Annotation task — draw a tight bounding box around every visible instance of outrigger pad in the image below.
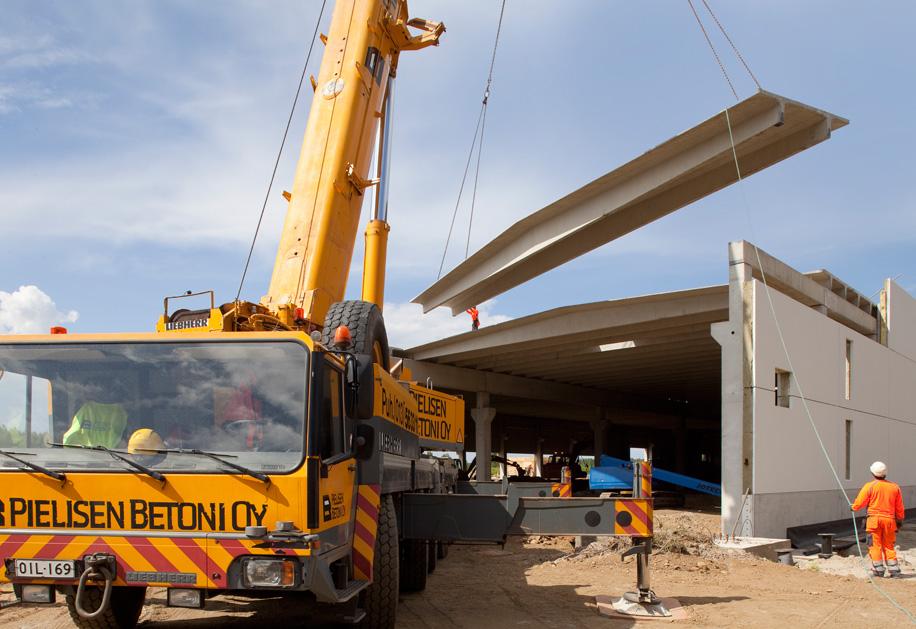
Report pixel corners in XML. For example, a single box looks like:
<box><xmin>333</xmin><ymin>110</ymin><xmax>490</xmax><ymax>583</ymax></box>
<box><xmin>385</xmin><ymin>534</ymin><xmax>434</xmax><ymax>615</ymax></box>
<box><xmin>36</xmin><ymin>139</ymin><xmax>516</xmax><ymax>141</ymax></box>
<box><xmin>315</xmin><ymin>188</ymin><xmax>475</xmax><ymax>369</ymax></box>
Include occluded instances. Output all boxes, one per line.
<box><xmin>596</xmin><ymin>595</ymin><xmax>686</xmax><ymax>620</ymax></box>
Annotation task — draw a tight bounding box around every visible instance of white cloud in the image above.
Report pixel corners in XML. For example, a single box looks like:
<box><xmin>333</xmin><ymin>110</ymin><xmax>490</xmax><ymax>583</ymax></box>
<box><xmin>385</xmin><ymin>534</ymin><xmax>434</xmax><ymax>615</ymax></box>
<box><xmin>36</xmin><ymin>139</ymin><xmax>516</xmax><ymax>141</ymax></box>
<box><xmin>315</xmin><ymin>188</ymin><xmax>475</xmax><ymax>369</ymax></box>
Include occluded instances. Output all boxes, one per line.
<box><xmin>383</xmin><ymin>301</ymin><xmax>511</xmax><ymax>349</ymax></box>
<box><xmin>0</xmin><ymin>286</ymin><xmax>79</xmax><ymax>334</ymax></box>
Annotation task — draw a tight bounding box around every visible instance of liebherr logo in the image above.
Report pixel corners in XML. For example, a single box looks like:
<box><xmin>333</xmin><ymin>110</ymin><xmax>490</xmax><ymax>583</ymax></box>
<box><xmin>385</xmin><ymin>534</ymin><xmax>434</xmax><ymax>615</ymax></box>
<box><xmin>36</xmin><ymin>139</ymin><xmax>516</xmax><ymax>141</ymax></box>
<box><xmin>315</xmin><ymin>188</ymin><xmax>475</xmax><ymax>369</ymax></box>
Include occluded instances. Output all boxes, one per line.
<box><xmin>378</xmin><ymin>432</ymin><xmax>402</xmax><ymax>455</ymax></box>
<box><xmin>164</xmin><ymin>318</ymin><xmax>208</xmax><ymax>330</ymax></box>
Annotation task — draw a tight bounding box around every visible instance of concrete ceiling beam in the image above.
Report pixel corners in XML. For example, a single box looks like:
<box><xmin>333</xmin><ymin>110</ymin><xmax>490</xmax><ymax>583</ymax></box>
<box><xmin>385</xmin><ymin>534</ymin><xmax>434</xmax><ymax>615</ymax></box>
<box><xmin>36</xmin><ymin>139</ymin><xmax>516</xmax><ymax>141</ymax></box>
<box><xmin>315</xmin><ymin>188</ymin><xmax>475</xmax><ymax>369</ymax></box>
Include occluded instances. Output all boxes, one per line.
<box><xmin>504</xmin><ymin>339</ymin><xmax>719</xmax><ymax>380</ymax></box>
<box><xmin>463</xmin><ymin>326</ymin><xmax>717</xmax><ymax>372</ymax></box>
<box><xmin>401</xmin><ymin>358</ymin><xmax>610</xmax><ymax>408</ymax></box>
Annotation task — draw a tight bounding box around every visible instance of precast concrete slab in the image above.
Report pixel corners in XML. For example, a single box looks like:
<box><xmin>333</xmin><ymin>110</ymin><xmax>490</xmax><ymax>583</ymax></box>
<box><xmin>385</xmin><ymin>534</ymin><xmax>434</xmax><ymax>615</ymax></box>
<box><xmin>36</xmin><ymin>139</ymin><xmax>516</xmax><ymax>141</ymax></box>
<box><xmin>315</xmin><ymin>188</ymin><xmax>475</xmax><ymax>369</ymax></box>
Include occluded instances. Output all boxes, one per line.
<box><xmin>713</xmin><ymin>536</ymin><xmax>792</xmax><ymax>562</ymax></box>
<box><xmin>414</xmin><ymin>91</ymin><xmax>847</xmax><ymax>315</ymax></box>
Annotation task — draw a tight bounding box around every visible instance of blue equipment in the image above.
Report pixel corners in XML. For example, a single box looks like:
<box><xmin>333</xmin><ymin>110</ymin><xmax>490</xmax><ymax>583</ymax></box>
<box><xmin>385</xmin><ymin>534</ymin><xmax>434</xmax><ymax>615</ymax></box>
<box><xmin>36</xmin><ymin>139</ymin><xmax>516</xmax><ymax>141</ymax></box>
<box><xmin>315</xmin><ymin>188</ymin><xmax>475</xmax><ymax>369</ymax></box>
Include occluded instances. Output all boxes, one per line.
<box><xmin>589</xmin><ymin>455</ymin><xmax>721</xmax><ymax>496</ymax></box>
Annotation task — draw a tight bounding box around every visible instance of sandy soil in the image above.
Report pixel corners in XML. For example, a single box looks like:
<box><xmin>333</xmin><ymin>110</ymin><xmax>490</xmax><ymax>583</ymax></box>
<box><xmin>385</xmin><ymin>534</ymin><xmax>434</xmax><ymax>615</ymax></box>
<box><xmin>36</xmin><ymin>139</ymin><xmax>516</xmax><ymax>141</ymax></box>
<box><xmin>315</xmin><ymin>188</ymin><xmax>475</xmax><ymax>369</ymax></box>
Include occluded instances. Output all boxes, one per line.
<box><xmin>2</xmin><ymin>510</ymin><xmax>915</xmax><ymax>628</ymax></box>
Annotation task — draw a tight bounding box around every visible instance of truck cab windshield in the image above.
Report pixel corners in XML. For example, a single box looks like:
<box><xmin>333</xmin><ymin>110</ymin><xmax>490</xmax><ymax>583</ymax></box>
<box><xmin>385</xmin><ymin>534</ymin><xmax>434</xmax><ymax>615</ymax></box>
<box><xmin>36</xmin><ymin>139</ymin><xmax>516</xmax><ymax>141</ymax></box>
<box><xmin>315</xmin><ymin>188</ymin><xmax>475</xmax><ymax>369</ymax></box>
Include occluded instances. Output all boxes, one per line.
<box><xmin>0</xmin><ymin>340</ymin><xmax>308</xmax><ymax>474</ymax></box>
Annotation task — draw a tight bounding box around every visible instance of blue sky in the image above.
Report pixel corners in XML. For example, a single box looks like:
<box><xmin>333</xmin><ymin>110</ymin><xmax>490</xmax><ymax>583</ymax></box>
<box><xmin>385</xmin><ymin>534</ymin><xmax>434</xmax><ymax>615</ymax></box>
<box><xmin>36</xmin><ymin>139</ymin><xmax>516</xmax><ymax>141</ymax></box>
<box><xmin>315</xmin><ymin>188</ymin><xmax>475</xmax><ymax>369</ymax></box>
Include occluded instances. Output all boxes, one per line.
<box><xmin>1</xmin><ymin>1</ymin><xmax>914</xmax><ymax>346</ymax></box>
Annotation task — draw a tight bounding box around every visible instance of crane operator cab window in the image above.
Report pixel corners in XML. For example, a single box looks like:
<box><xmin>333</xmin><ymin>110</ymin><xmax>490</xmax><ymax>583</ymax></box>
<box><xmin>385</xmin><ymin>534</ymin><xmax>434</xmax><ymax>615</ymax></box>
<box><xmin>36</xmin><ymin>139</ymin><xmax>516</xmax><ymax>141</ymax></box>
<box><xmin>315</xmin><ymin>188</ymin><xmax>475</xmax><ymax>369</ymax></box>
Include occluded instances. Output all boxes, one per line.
<box><xmin>317</xmin><ymin>358</ymin><xmax>349</xmax><ymax>461</ymax></box>
<box><xmin>0</xmin><ymin>340</ymin><xmax>309</xmax><ymax>475</ymax></box>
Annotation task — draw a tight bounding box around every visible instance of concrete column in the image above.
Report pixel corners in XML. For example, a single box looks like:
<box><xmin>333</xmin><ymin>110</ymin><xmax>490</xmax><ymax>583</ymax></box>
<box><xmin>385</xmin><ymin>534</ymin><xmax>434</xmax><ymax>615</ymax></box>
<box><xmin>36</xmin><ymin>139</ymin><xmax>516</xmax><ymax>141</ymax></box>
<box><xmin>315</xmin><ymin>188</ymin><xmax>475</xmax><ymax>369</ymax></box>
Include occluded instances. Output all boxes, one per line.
<box><xmin>497</xmin><ymin>421</ymin><xmax>507</xmax><ymax>479</ymax></box>
<box><xmin>534</xmin><ymin>438</ymin><xmax>544</xmax><ymax>477</ymax></box>
<box><xmin>712</xmin><ymin>243</ymin><xmax>756</xmax><ymax>537</ymax></box>
<box><xmin>471</xmin><ymin>392</ymin><xmax>495</xmax><ymax>481</ymax></box>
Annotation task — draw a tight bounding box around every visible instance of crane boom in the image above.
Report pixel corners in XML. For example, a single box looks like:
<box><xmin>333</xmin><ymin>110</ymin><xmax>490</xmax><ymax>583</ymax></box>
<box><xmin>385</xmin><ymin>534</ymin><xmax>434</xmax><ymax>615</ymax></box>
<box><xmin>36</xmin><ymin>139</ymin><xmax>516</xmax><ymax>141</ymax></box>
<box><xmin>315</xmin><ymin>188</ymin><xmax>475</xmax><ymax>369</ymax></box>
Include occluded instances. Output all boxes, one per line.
<box><xmin>261</xmin><ymin>0</ymin><xmax>442</xmax><ymax>330</ymax></box>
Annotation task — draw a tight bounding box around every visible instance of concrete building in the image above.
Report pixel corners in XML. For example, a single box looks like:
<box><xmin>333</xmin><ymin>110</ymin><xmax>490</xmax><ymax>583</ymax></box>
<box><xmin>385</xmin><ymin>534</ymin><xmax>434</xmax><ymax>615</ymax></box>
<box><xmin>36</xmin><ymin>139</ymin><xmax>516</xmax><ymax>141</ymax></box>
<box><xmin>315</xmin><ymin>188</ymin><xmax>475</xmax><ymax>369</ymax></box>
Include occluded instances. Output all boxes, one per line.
<box><xmin>397</xmin><ymin>241</ymin><xmax>916</xmax><ymax>538</ymax></box>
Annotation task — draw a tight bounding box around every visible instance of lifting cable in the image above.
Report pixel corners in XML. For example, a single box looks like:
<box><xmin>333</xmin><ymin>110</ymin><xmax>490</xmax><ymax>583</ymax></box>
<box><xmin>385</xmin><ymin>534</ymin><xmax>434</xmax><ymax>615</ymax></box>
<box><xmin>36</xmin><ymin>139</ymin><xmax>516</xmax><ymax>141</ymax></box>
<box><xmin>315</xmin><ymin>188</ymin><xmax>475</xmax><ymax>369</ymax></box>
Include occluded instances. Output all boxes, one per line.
<box><xmin>437</xmin><ymin>0</ymin><xmax>508</xmax><ymax>279</ymax></box>
<box><xmin>235</xmin><ymin>0</ymin><xmax>328</xmax><ymax>302</ymax></box>
<box><xmin>688</xmin><ymin>2</ymin><xmax>916</xmax><ymax>622</ymax></box>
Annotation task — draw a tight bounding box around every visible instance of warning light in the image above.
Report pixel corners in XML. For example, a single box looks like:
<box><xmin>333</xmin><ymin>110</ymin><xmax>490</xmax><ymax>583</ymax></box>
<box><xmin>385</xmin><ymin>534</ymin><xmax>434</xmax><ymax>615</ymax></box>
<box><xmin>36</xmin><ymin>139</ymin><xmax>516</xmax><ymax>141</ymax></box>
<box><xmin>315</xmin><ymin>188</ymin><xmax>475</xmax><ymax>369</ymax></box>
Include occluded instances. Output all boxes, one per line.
<box><xmin>295</xmin><ymin>307</ymin><xmax>305</xmax><ymax>321</ymax></box>
<box><xmin>334</xmin><ymin>325</ymin><xmax>352</xmax><ymax>348</ymax></box>
<box><xmin>50</xmin><ymin>327</ymin><xmax>68</xmax><ymax>335</ymax></box>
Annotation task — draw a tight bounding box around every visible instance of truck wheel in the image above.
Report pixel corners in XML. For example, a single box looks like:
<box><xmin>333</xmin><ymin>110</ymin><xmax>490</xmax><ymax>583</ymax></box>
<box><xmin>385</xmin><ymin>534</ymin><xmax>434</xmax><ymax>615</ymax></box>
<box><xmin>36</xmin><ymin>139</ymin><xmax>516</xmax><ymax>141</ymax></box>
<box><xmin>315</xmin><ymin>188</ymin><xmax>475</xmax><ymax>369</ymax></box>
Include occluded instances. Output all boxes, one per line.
<box><xmin>360</xmin><ymin>494</ymin><xmax>398</xmax><ymax>629</ymax></box>
<box><xmin>437</xmin><ymin>541</ymin><xmax>449</xmax><ymax>560</ymax></box>
<box><xmin>399</xmin><ymin>539</ymin><xmax>428</xmax><ymax>592</ymax></box>
<box><xmin>65</xmin><ymin>586</ymin><xmax>146</xmax><ymax>629</ymax></box>
<box><xmin>427</xmin><ymin>539</ymin><xmax>437</xmax><ymax>574</ymax></box>
<box><xmin>322</xmin><ymin>301</ymin><xmax>390</xmax><ymax>370</ymax></box>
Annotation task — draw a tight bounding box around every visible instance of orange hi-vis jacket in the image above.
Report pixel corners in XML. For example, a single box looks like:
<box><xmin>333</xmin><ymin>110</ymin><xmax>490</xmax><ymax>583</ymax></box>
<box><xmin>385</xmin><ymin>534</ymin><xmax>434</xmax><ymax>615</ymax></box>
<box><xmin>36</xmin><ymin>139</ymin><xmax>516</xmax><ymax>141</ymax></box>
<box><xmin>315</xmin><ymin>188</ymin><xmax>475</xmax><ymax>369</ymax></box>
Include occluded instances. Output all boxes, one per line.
<box><xmin>851</xmin><ymin>479</ymin><xmax>905</xmax><ymax>520</ymax></box>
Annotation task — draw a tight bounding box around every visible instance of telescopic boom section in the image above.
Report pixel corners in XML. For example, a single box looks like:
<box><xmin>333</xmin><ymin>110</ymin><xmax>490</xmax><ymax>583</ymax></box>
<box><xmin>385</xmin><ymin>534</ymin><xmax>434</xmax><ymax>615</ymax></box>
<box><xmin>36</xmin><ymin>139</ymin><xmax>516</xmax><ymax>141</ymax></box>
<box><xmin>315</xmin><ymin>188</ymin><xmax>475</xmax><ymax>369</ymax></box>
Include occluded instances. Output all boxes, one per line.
<box><xmin>261</xmin><ymin>0</ymin><xmax>443</xmax><ymax>330</ymax></box>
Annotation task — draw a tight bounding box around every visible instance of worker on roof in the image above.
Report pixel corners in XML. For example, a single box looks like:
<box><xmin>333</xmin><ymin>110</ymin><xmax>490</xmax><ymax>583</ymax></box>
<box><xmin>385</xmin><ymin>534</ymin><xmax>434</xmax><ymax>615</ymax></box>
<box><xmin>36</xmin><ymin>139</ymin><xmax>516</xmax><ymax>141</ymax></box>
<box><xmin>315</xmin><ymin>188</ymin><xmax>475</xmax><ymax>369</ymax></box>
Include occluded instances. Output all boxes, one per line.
<box><xmin>851</xmin><ymin>461</ymin><xmax>905</xmax><ymax>577</ymax></box>
<box><xmin>466</xmin><ymin>307</ymin><xmax>480</xmax><ymax>331</ymax></box>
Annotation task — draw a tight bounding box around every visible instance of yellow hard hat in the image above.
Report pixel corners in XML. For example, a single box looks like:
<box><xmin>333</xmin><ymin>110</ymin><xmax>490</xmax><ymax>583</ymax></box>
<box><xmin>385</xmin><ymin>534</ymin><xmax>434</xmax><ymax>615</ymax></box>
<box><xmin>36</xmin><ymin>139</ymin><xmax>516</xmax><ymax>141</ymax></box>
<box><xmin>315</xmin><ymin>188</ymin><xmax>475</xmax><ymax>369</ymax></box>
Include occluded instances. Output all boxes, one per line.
<box><xmin>128</xmin><ymin>428</ymin><xmax>165</xmax><ymax>454</ymax></box>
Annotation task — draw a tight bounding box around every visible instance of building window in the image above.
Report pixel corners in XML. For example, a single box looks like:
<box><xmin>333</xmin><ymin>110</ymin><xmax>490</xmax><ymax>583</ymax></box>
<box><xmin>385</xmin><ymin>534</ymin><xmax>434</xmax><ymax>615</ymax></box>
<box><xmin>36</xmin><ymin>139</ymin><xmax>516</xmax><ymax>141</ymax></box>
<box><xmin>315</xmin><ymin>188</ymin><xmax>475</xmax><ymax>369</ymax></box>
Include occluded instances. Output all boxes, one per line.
<box><xmin>775</xmin><ymin>369</ymin><xmax>791</xmax><ymax>408</ymax></box>
<box><xmin>845</xmin><ymin>339</ymin><xmax>852</xmax><ymax>400</ymax></box>
<box><xmin>844</xmin><ymin>420</ymin><xmax>852</xmax><ymax>480</ymax></box>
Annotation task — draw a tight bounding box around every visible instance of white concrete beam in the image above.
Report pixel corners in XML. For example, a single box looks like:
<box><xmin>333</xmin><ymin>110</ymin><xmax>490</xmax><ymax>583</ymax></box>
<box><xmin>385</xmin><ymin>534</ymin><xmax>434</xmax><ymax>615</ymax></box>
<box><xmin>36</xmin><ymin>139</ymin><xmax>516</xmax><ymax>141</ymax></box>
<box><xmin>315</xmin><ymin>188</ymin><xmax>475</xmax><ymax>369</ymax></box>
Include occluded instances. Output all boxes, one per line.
<box><xmin>407</xmin><ymin>286</ymin><xmax>728</xmax><ymax>363</ymax></box>
<box><xmin>730</xmin><ymin>241</ymin><xmax>877</xmax><ymax>336</ymax></box>
<box><xmin>415</xmin><ymin>91</ymin><xmax>847</xmax><ymax>314</ymax></box>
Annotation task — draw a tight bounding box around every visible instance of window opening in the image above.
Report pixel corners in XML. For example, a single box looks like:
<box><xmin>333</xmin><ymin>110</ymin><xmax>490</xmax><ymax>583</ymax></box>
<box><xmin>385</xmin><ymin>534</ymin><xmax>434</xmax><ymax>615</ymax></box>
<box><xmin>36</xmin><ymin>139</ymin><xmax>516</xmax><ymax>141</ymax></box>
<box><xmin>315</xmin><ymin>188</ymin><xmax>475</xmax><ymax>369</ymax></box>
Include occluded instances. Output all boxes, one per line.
<box><xmin>844</xmin><ymin>419</ymin><xmax>852</xmax><ymax>480</ymax></box>
<box><xmin>845</xmin><ymin>339</ymin><xmax>852</xmax><ymax>400</ymax></box>
<box><xmin>775</xmin><ymin>369</ymin><xmax>791</xmax><ymax>408</ymax></box>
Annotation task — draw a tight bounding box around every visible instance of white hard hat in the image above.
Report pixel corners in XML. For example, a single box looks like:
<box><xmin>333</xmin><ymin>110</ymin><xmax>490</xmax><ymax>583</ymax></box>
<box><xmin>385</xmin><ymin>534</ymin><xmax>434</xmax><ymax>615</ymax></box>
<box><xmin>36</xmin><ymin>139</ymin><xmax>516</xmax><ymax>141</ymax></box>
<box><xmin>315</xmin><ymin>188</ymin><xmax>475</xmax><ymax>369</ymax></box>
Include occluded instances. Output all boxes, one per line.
<box><xmin>870</xmin><ymin>461</ymin><xmax>887</xmax><ymax>477</ymax></box>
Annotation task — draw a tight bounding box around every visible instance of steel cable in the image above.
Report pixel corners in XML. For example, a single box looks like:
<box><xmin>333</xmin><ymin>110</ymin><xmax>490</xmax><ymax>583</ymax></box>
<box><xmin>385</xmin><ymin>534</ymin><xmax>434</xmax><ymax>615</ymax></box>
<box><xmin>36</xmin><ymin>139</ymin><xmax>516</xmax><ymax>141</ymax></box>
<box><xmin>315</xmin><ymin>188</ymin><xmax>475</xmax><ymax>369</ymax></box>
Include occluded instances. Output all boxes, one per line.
<box><xmin>437</xmin><ymin>0</ymin><xmax>507</xmax><ymax>278</ymax></box>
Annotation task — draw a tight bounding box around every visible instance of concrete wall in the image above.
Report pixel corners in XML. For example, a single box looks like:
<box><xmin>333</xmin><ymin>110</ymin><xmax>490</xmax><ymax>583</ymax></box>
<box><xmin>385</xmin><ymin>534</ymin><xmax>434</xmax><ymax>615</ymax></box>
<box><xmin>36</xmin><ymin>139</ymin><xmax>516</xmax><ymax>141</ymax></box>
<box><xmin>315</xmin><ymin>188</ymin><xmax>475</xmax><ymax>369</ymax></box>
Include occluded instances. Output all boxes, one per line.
<box><xmin>887</xmin><ymin>279</ymin><xmax>916</xmax><ymax>361</ymax></box>
<box><xmin>751</xmin><ymin>279</ymin><xmax>916</xmax><ymax>537</ymax></box>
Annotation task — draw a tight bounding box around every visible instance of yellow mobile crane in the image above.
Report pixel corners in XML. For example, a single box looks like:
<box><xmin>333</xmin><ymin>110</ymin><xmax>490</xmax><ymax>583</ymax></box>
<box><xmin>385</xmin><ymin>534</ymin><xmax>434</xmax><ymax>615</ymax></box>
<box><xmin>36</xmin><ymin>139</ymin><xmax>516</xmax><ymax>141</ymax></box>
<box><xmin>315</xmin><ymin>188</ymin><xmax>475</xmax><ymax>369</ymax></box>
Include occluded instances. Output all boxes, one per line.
<box><xmin>0</xmin><ymin>2</ymin><xmax>656</xmax><ymax>627</ymax></box>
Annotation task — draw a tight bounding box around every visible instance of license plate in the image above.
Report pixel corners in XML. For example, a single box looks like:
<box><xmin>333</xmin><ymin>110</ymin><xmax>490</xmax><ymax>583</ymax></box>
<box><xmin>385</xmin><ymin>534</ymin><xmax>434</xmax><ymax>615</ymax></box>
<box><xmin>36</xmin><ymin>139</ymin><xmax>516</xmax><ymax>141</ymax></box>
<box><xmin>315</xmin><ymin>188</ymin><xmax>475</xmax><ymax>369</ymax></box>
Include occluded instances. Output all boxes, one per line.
<box><xmin>12</xmin><ymin>559</ymin><xmax>78</xmax><ymax>579</ymax></box>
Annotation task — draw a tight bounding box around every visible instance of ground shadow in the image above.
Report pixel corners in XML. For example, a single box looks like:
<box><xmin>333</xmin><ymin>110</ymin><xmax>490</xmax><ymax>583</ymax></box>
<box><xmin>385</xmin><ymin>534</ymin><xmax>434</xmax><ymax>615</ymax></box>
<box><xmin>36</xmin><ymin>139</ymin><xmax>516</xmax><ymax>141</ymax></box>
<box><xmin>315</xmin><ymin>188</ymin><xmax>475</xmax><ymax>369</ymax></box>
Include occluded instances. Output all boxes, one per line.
<box><xmin>674</xmin><ymin>595</ymin><xmax>750</xmax><ymax>606</ymax></box>
<box><xmin>132</xmin><ymin>540</ymin><xmax>647</xmax><ymax>629</ymax></box>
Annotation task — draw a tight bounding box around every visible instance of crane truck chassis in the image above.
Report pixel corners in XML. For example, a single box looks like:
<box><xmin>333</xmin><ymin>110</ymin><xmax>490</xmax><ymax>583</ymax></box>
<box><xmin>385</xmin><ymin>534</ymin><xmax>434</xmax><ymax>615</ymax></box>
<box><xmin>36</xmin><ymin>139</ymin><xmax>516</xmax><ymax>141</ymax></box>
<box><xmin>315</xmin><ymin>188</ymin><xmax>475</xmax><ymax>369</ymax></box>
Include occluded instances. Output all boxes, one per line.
<box><xmin>0</xmin><ymin>0</ymin><xmax>662</xmax><ymax>626</ymax></box>
<box><xmin>0</xmin><ymin>327</ymin><xmax>658</xmax><ymax>626</ymax></box>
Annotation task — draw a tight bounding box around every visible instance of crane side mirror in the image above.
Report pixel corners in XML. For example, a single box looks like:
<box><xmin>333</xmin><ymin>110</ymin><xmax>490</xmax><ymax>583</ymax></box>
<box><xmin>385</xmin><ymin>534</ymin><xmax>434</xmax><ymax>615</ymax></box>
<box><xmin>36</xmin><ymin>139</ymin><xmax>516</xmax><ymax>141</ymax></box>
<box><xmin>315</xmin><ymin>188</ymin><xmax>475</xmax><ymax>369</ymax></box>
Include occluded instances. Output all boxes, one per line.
<box><xmin>344</xmin><ymin>353</ymin><xmax>375</xmax><ymax>420</ymax></box>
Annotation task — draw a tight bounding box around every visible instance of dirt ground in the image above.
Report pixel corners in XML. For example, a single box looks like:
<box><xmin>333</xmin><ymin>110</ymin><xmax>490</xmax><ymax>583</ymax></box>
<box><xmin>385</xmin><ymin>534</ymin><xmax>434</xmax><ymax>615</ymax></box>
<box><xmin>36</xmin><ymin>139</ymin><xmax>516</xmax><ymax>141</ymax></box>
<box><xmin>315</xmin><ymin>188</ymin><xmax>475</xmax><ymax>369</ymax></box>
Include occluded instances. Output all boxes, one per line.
<box><xmin>2</xmin><ymin>509</ymin><xmax>915</xmax><ymax>628</ymax></box>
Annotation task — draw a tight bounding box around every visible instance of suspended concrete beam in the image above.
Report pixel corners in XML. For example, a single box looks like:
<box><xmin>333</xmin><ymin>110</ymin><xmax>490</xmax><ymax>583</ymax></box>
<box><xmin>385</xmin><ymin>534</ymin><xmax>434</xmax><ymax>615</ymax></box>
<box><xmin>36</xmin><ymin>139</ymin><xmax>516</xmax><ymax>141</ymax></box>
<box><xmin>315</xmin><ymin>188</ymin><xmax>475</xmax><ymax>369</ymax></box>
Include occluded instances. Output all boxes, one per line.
<box><xmin>414</xmin><ymin>90</ymin><xmax>847</xmax><ymax>314</ymax></box>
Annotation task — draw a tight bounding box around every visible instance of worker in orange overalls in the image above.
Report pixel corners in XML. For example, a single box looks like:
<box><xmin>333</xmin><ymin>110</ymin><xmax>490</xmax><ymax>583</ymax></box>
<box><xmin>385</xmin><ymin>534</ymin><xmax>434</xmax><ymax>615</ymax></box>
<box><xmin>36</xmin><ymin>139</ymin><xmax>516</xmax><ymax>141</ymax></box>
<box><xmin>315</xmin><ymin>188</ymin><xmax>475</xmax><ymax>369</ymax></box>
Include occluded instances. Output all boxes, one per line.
<box><xmin>466</xmin><ymin>307</ymin><xmax>480</xmax><ymax>331</ymax></box>
<box><xmin>851</xmin><ymin>461</ymin><xmax>905</xmax><ymax>577</ymax></box>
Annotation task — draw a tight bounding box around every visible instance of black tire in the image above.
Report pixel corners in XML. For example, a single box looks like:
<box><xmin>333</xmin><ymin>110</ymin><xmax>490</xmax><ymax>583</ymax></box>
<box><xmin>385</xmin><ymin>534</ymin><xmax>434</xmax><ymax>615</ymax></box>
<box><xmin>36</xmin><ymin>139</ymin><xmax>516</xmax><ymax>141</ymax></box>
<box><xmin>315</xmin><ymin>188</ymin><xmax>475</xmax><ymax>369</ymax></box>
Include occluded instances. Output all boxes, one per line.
<box><xmin>360</xmin><ymin>494</ymin><xmax>398</xmax><ymax>629</ymax></box>
<box><xmin>399</xmin><ymin>538</ymin><xmax>428</xmax><ymax>592</ymax></box>
<box><xmin>427</xmin><ymin>539</ymin><xmax>437</xmax><ymax>574</ymax></box>
<box><xmin>321</xmin><ymin>301</ymin><xmax>390</xmax><ymax>370</ymax></box>
<box><xmin>65</xmin><ymin>586</ymin><xmax>146</xmax><ymax>629</ymax></box>
<box><xmin>436</xmin><ymin>541</ymin><xmax>449</xmax><ymax>560</ymax></box>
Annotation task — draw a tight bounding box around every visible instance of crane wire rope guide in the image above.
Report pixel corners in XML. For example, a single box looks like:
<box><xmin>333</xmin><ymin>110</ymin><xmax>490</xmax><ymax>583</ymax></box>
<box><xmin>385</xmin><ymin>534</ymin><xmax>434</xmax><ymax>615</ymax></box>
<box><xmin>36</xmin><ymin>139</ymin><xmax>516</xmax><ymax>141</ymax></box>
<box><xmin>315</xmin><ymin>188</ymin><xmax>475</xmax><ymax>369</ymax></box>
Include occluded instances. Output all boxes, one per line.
<box><xmin>689</xmin><ymin>1</ymin><xmax>916</xmax><ymax>623</ymax></box>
